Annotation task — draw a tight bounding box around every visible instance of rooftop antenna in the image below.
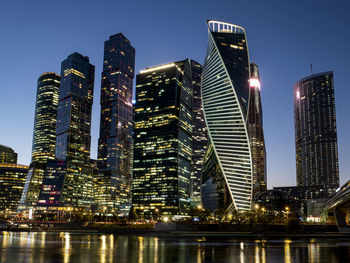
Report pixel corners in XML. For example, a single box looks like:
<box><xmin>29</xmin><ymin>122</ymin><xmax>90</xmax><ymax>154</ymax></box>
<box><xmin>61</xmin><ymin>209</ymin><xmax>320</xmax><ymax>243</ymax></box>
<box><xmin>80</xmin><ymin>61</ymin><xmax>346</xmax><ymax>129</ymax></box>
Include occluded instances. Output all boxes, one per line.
<box><xmin>310</xmin><ymin>64</ymin><xmax>313</xmax><ymax>75</ymax></box>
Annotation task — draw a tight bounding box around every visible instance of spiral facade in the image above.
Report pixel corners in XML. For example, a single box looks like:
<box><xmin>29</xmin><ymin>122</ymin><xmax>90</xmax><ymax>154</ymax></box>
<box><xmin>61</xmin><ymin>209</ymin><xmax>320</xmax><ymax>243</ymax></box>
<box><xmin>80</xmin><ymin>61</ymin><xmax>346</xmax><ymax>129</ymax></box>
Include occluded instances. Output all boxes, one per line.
<box><xmin>201</xmin><ymin>20</ymin><xmax>253</xmax><ymax>212</ymax></box>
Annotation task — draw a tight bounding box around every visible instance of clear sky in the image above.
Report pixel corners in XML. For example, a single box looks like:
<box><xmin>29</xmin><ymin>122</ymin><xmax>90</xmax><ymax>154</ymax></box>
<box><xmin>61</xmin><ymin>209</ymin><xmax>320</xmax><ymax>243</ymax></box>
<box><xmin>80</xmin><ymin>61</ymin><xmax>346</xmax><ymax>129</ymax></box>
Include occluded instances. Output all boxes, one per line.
<box><xmin>0</xmin><ymin>0</ymin><xmax>349</xmax><ymax>188</ymax></box>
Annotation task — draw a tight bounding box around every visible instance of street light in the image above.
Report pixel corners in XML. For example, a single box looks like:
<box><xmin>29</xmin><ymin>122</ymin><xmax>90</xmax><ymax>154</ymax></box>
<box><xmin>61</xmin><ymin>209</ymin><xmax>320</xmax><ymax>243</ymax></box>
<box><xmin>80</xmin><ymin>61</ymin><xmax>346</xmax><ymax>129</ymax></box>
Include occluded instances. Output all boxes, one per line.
<box><xmin>285</xmin><ymin>206</ymin><xmax>290</xmax><ymax>220</ymax></box>
<box><xmin>254</xmin><ymin>204</ymin><xmax>259</xmax><ymax>222</ymax></box>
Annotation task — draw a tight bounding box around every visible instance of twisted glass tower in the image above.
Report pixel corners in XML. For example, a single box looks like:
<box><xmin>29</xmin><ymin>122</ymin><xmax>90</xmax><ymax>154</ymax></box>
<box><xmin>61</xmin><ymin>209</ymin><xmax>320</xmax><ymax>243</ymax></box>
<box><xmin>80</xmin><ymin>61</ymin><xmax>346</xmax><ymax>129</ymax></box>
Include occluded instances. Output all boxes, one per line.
<box><xmin>201</xmin><ymin>20</ymin><xmax>253</xmax><ymax>212</ymax></box>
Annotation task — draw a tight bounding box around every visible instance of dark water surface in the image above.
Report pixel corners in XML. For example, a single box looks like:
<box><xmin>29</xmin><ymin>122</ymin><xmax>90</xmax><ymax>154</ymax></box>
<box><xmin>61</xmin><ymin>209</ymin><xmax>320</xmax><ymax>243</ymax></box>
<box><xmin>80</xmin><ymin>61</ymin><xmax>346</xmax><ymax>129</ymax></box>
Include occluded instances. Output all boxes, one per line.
<box><xmin>1</xmin><ymin>231</ymin><xmax>350</xmax><ymax>262</ymax></box>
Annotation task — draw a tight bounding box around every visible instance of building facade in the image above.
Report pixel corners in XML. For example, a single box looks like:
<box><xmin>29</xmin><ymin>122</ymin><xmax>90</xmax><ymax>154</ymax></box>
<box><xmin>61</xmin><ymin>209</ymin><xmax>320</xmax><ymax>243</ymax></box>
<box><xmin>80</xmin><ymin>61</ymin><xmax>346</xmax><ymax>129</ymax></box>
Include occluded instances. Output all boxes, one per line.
<box><xmin>38</xmin><ymin>52</ymin><xmax>95</xmax><ymax>211</ymax></box>
<box><xmin>0</xmin><ymin>145</ymin><xmax>17</xmax><ymax>164</ymax></box>
<box><xmin>18</xmin><ymin>73</ymin><xmax>60</xmax><ymax>212</ymax></box>
<box><xmin>132</xmin><ymin>60</ymin><xmax>195</xmax><ymax>218</ymax></box>
<box><xmin>294</xmin><ymin>71</ymin><xmax>339</xmax><ymax>197</ymax></box>
<box><xmin>248</xmin><ymin>63</ymin><xmax>266</xmax><ymax>196</ymax></box>
<box><xmin>201</xmin><ymin>20</ymin><xmax>253</xmax><ymax>212</ymax></box>
<box><xmin>190</xmin><ymin>61</ymin><xmax>207</xmax><ymax>206</ymax></box>
<box><xmin>31</xmin><ymin>72</ymin><xmax>60</xmax><ymax>162</ymax></box>
<box><xmin>96</xmin><ymin>34</ymin><xmax>135</xmax><ymax>214</ymax></box>
<box><xmin>274</xmin><ymin>185</ymin><xmax>332</xmax><ymax>201</ymax></box>
<box><xmin>0</xmin><ymin>164</ymin><xmax>28</xmax><ymax>212</ymax></box>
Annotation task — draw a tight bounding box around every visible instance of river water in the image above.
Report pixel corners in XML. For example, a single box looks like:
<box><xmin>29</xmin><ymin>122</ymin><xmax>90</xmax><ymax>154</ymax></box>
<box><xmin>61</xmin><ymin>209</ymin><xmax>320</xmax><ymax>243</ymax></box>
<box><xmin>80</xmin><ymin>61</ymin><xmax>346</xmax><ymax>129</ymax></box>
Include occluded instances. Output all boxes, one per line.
<box><xmin>1</xmin><ymin>231</ymin><xmax>350</xmax><ymax>262</ymax></box>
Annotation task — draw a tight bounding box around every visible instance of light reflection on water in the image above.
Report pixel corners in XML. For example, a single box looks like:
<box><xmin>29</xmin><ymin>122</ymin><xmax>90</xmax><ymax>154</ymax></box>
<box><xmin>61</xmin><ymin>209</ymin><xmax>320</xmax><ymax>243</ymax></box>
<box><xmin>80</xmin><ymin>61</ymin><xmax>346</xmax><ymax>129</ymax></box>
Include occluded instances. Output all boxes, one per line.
<box><xmin>0</xmin><ymin>231</ymin><xmax>350</xmax><ymax>262</ymax></box>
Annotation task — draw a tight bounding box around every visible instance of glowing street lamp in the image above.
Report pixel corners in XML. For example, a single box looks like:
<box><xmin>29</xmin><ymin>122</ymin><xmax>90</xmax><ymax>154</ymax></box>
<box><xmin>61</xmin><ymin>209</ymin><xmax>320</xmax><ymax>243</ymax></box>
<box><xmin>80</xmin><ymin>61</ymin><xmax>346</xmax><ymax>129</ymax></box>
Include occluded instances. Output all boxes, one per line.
<box><xmin>254</xmin><ymin>204</ymin><xmax>259</xmax><ymax>222</ymax></box>
<box><xmin>285</xmin><ymin>206</ymin><xmax>290</xmax><ymax>220</ymax></box>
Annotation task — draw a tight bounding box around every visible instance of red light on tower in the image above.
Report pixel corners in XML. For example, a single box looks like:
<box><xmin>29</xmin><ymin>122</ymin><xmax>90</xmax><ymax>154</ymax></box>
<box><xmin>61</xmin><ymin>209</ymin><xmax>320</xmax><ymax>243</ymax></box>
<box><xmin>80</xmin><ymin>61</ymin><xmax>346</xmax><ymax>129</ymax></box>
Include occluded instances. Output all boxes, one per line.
<box><xmin>249</xmin><ymin>78</ymin><xmax>261</xmax><ymax>90</ymax></box>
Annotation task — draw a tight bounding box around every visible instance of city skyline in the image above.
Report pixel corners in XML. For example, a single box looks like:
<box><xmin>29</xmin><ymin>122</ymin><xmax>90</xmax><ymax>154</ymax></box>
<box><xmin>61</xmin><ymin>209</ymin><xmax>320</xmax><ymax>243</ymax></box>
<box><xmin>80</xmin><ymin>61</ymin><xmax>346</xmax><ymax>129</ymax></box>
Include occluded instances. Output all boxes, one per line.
<box><xmin>1</xmin><ymin>1</ymin><xmax>349</xmax><ymax>189</ymax></box>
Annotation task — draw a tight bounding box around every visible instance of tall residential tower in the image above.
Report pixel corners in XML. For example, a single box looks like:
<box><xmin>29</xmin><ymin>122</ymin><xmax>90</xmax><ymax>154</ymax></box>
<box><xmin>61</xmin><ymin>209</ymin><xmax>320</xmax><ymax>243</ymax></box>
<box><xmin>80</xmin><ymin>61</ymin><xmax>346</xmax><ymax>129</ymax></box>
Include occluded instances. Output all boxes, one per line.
<box><xmin>37</xmin><ymin>52</ymin><xmax>95</xmax><ymax>210</ymax></box>
<box><xmin>132</xmin><ymin>60</ymin><xmax>196</xmax><ymax>218</ymax></box>
<box><xmin>31</xmin><ymin>73</ymin><xmax>60</xmax><ymax>163</ymax></box>
<box><xmin>190</xmin><ymin>61</ymin><xmax>207</xmax><ymax>206</ymax></box>
<box><xmin>248</xmin><ymin>63</ymin><xmax>266</xmax><ymax>196</ymax></box>
<box><xmin>294</xmin><ymin>71</ymin><xmax>339</xmax><ymax>198</ymax></box>
<box><xmin>18</xmin><ymin>72</ymin><xmax>60</xmax><ymax>212</ymax></box>
<box><xmin>96</xmin><ymin>34</ymin><xmax>135</xmax><ymax>214</ymax></box>
<box><xmin>201</xmin><ymin>20</ymin><xmax>253</xmax><ymax>212</ymax></box>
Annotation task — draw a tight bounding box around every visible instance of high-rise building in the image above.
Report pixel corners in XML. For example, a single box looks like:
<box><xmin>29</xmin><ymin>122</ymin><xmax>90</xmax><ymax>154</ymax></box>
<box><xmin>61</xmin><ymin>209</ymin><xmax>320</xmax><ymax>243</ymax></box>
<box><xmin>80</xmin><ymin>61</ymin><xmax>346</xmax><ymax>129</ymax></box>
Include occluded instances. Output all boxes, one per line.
<box><xmin>201</xmin><ymin>20</ymin><xmax>253</xmax><ymax>212</ymax></box>
<box><xmin>190</xmin><ymin>61</ymin><xmax>207</xmax><ymax>206</ymax></box>
<box><xmin>132</xmin><ymin>59</ymin><xmax>195</xmax><ymax>218</ymax></box>
<box><xmin>18</xmin><ymin>73</ymin><xmax>60</xmax><ymax>212</ymax></box>
<box><xmin>96</xmin><ymin>34</ymin><xmax>135</xmax><ymax>214</ymax></box>
<box><xmin>0</xmin><ymin>163</ymin><xmax>28</xmax><ymax>212</ymax></box>
<box><xmin>0</xmin><ymin>145</ymin><xmax>17</xmax><ymax>164</ymax></box>
<box><xmin>248</xmin><ymin>63</ymin><xmax>266</xmax><ymax>197</ymax></box>
<box><xmin>294</xmin><ymin>71</ymin><xmax>339</xmax><ymax>198</ymax></box>
<box><xmin>37</xmin><ymin>52</ymin><xmax>95</xmax><ymax>211</ymax></box>
<box><xmin>31</xmin><ymin>72</ymin><xmax>60</xmax><ymax>162</ymax></box>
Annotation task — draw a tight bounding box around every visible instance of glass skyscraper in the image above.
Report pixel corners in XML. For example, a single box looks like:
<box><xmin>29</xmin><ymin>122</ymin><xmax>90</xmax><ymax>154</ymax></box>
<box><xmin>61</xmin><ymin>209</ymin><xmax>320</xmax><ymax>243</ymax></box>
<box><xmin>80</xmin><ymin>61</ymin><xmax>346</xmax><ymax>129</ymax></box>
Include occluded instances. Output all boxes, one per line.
<box><xmin>248</xmin><ymin>63</ymin><xmax>266</xmax><ymax>197</ymax></box>
<box><xmin>294</xmin><ymin>71</ymin><xmax>339</xmax><ymax>198</ymax></box>
<box><xmin>96</xmin><ymin>34</ymin><xmax>135</xmax><ymax>214</ymax></box>
<box><xmin>38</xmin><ymin>52</ymin><xmax>95</xmax><ymax>210</ymax></box>
<box><xmin>18</xmin><ymin>72</ymin><xmax>60</xmax><ymax>212</ymax></box>
<box><xmin>132</xmin><ymin>59</ymin><xmax>196</xmax><ymax>218</ymax></box>
<box><xmin>190</xmin><ymin>61</ymin><xmax>207</xmax><ymax>205</ymax></box>
<box><xmin>201</xmin><ymin>20</ymin><xmax>253</xmax><ymax>212</ymax></box>
<box><xmin>31</xmin><ymin>72</ymin><xmax>60</xmax><ymax>162</ymax></box>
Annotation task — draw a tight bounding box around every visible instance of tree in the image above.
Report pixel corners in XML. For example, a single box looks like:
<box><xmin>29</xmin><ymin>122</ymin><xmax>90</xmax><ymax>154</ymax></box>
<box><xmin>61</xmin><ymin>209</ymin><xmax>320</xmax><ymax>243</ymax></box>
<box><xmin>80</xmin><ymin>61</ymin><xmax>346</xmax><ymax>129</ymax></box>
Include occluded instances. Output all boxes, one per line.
<box><xmin>128</xmin><ymin>205</ymin><xmax>138</xmax><ymax>221</ymax></box>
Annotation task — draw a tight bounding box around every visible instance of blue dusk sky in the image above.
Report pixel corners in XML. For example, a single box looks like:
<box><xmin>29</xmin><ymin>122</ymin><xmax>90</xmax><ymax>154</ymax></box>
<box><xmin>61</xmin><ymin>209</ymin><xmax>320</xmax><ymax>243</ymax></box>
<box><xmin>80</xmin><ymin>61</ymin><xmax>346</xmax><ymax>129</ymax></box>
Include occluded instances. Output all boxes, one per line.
<box><xmin>0</xmin><ymin>0</ymin><xmax>349</xmax><ymax>188</ymax></box>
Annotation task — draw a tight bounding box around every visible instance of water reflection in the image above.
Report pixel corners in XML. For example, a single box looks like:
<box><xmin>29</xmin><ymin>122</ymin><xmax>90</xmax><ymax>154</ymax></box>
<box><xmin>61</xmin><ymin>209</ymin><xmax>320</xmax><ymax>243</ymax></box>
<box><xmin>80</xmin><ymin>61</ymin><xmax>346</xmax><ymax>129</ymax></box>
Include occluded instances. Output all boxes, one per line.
<box><xmin>284</xmin><ymin>239</ymin><xmax>291</xmax><ymax>263</ymax></box>
<box><xmin>100</xmin><ymin>235</ymin><xmax>106</xmax><ymax>263</ymax></box>
<box><xmin>0</xmin><ymin>231</ymin><xmax>349</xmax><ymax>262</ymax></box>
<box><xmin>308</xmin><ymin>242</ymin><xmax>320</xmax><ymax>263</ymax></box>
<box><xmin>154</xmin><ymin>237</ymin><xmax>158</xmax><ymax>263</ymax></box>
<box><xmin>62</xmin><ymin>232</ymin><xmax>70</xmax><ymax>263</ymax></box>
<box><xmin>240</xmin><ymin>242</ymin><xmax>245</xmax><ymax>263</ymax></box>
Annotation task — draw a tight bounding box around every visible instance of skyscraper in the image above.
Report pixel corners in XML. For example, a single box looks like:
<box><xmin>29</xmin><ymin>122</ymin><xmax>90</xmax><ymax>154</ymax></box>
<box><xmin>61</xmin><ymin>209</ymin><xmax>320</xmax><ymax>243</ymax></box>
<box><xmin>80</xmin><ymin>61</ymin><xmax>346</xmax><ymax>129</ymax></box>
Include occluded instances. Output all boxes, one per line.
<box><xmin>96</xmin><ymin>34</ymin><xmax>135</xmax><ymax>214</ymax></box>
<box><xmin>31</xmin><ymin>72</ymin><xmax>60</xmax><ymax>163</ymax></box>
<box><xmin>294</xmin><ymin>71</ymin><xmax>339</xmax><ymax>198</ymax></box>
<box><xmin>132</xmin><ymin>59</ymin><xmax>195</xmax><ymax>218</ymax></box>
<box><xmin>201</xmin><ymin>20</ymin><xmax>253</xmax><ymax>212</ymax></box>
<box><xmin>38</xmin><ymin>52</ymin><xmax>95</xmax><ymax>210</ymax></box>
<box><xmin>190</xmin><ymin>61</ymin><xmax>207</xmax><ymax>206</ymax></box>
<box><xmin>0</xmin><ymin>145</ymin><xmax>17</xmax><ymax>164</ymax></box>
<box><xmin>18</xmin><ymin>72</ymin><xmax>60</xmax><ymax>212</ymax></box>
<box><xmin>248</xmin><ymin>63</ymin><xmax>267</xmax><ymax>197</ymax></box>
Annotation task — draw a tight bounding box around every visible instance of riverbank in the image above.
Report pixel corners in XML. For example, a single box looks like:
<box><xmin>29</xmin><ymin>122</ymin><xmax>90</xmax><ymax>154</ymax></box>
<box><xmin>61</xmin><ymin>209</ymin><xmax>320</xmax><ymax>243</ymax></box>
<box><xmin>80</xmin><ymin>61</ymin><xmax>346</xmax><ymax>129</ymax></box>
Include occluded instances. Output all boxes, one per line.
<box><xmin>2</xmin><ymin>222</ymin><xmax>349</xmax><ymax>238</ymax></box>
